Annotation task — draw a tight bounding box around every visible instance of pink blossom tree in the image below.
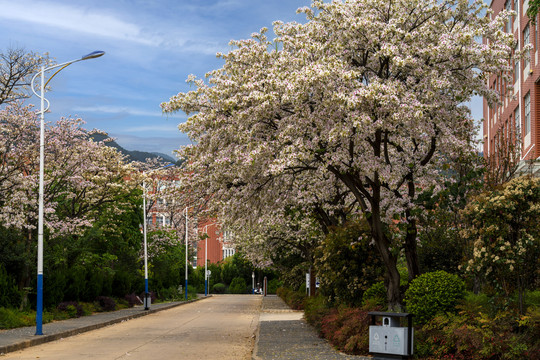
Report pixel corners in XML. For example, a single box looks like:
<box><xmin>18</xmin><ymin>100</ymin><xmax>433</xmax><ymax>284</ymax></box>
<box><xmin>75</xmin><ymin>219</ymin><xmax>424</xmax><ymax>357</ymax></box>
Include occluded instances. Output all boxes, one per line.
<box><xmin>0</xmin><ymin>102</ymin><xmax>135</xmax><ymax>304</ymax></box>
<box><xmin>163</xmin><ymin>0</ymin><xmax>514</xmax><ymax>309</ymax></box>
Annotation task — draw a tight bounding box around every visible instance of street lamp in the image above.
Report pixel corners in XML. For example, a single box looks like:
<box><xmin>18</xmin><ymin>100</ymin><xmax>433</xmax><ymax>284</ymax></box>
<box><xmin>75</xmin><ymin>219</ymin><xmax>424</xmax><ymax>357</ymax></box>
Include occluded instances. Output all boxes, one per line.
<box><xmin>184</xmin><ymin>206</ymin><xmax>190</xmax><ymax>300</ymax></box>
<box><xmin>30</xmin><ymin>50</ymin><xmax>105</xmax><ymax>336</ymax></box>
<box><xmin>202</xmin><ymin>223</ymin><xmax>216</xmax><ymax>297</ymax></box>
<box><xmin>142</xmin><ymin>163</ymin><xmax>174</xmax><ymax>310</ymax></box>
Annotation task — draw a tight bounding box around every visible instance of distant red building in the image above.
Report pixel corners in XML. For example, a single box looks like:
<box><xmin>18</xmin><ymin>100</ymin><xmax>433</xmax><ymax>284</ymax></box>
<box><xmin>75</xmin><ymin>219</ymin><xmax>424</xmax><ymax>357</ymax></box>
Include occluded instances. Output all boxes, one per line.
<box><xmin>196</xmin><ymin>220</ymin><xmax>235</xmax><ymax>267</ymax></box>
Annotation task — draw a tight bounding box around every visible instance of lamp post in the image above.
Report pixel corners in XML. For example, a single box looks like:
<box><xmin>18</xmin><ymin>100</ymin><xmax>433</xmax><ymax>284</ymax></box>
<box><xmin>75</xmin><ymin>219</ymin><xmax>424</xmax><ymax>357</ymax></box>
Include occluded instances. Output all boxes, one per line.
<box><xmin>142</xmin><ymin>163</ymin><xmax>174</xmax><ymax>310</ymax></box>
<box><xmin>202</xmin><ymin>223</ymin><xmax>216</xmax><ymax>297</ymax></box>
<box><xmin>184</xmin><ymin>206</ymin><xmax>189</xmax><ymax>300</ymax></box>
<box><xmin>30</xmin><ymin>51</ymin><xmax>105</xmax><ymax>336</ymax></box>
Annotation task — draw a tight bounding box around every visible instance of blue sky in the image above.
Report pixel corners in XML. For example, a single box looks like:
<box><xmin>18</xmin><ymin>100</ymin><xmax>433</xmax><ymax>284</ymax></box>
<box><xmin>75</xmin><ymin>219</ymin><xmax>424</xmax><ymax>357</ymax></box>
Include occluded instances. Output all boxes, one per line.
<box><xmin>0</xmin><ymin>0</ymin><xmax>483</xmax><ymax>157</ymax></box>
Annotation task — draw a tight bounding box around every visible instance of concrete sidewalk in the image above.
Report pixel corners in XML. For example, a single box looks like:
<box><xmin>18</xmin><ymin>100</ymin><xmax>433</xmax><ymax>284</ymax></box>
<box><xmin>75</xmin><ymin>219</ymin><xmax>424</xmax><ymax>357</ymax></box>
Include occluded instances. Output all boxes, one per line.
<box><xmin>0</xmin><ymin>298</ymin><xmax>203</xmax><ymax>355</ymax></box>
<box><xmin>253</xmin><ymin>295</ymin><xmax>370</xmax><ymax>360</ymax></box>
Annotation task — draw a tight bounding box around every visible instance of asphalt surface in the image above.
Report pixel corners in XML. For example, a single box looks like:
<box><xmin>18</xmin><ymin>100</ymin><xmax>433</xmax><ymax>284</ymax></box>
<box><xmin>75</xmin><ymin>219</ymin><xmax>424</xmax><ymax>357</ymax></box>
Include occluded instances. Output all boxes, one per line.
<box><xmin>1</xmin><ymin>295</ymin><xmax>370</xmax><ymax>359</ymax></box>
<box><xmin>0</xmin><ymin>300</ymin><xmax>197</xmax><ymax>355</ymax></box>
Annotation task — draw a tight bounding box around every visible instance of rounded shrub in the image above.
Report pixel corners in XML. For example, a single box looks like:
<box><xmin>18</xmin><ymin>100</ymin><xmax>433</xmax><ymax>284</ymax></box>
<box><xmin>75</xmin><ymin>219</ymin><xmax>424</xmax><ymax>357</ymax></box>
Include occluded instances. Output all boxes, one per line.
<box><xmin>405</xmin><ymin>270</ymin><xmax>466</xmax><ymax>324</ymax></box>
<box><xmin>213</xmin><ymin>283</ymin><xmax>227</xmax><ymax>294</ymax></box>
<box><xmin>229</xmin><ymin>277</ymin><xmax>247</xmax><ymax>294</ymax></box>
<box><xmin>362</xmin><ymin>281</ymin><xmax>386</xmax><ymax>307</ymax></box>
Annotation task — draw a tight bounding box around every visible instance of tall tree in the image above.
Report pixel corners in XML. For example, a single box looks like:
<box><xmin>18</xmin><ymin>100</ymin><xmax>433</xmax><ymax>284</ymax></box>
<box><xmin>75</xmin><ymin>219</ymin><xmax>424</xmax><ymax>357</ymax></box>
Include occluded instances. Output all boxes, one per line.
<box><xmin>163</xmin><ymin>0</ymin><xmax>514</xmax><ymax>309</ymax></box>
<box><xmin>0</xmin><ymin>47</ymin><xmax>50</xmax><ymax>106</ymax></box>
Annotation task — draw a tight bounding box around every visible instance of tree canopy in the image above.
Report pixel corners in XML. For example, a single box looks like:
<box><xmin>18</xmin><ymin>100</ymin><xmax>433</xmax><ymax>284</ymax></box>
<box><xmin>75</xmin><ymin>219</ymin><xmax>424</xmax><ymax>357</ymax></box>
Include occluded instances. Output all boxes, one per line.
<box><xmin>163</xmin><ymin>0</ymin><xmax>514</xmax><ymax>309</ymax></box>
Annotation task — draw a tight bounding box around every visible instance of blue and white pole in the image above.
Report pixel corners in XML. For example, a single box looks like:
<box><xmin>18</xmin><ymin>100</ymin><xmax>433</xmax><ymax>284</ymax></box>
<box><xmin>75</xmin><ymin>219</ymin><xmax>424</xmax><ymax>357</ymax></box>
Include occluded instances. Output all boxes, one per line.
<box><xmin>205</xmin><ymin>233</ymin><xmax>208</xmax><ymax>297</ymax></box>
<box><xmin>142</xmin><ymin>181</ymin><xmax>149</xmax><ymax>310</ymax></box>
<box><xmin>185</xmin><ymin>207</ymin><xmax>188</xmax><ymax>301</ymax></box>
<box><xmin>30</xmin><ymin>51</ymin><xmax>105</xmax><ymax>335</ymax></box>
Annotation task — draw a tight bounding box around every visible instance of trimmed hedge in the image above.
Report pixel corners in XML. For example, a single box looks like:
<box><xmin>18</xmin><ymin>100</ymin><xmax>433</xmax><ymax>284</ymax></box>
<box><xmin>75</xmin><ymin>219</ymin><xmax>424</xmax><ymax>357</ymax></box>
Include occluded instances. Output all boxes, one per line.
<box><xmin>405</xmin><ymin>270</ymin><xmax>465</xmax><ymax>324</ymax></box>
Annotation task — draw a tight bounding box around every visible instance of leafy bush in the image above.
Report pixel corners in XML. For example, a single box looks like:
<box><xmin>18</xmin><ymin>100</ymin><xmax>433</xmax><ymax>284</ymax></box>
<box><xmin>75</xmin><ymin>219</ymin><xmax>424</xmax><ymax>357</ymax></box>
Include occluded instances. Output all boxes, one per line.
<box><xmin>314</xmin><ymin>220</ymin><xmax>384</xmax><ymax>306</ymax></box>
<box><xmin>96</xmin><ymin>296</ymin><xmax>116</xmax><ymax>312</ymax></box>
<box><xmin>362</xmin><ymin>281</ymin><xmax>386</xmax><ymax>308</ymax></box>
<box><xmin>276</xmin><ymin>287</ymin><xmax>305</xmax><ymax>310</ymax></box>
<box><xmin>267</xmin><ymin>278</ymin><xmax>282</xmax><ymax>294</ymax></box>
<box><xmin>0</xmin><ymin>265</ymin><xmax>21</xmax><ymax>308</ymax></box>
<box><xmin>229</xmin><ymin>277</ymin><xmax>247</xmax><ymax>294</ymax></box>
<box><xmin>57</xmin><ymin>301</ymin><xmax>84</xmax><ymax>318</ymax></box>
<box><xmin>405</xmin><ymin>270</ymin><xmax>465</xmax><ymax>324</ymax></box>
<box><xmin>158</xmin><ymin>286</ymin><xmax>182</xmax><ymax>300</ymax></box>
<box><xmin>320</xmin><ymin>304</ymin><xmax>380</xmax><ymax>355</ymax></box>
<box><xmin>416</xmin><ymin>307</ymin><xmax>537</xmax><ymax>360</ymax></box>
<box><xmin>0</xmin><ymin>307</ymin><xmax>33</xmax><ymax>329</ymax></box>
<box><xmin>213</xmin><ymin>283</ymin><xmax>227</xmax><ymax>294</ymax></box>
<box><xmin>304</xmin><ymin>295</ymin><xmax>330</xmax><ymax>332</ymax></box>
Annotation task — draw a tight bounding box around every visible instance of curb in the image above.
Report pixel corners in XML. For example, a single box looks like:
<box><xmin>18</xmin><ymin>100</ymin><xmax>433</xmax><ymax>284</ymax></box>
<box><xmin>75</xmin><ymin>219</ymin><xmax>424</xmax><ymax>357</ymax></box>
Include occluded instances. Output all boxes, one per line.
<box><xmin>0</xmin><ymin>297</ymin><xmax>207</xmax><ymax>355</ymax></box>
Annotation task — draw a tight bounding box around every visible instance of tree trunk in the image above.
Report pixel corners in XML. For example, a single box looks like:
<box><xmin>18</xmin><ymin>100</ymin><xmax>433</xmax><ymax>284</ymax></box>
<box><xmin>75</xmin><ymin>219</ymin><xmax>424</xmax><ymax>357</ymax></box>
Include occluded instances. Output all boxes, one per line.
<box><xmin>309</xmin><ymin>266</ymin><xmax>317</xmax><ymax>297</ymax></box>
<box><xmin>404</xmin><ymin>218</ymin><xmax>421</xmax><ymax>281</ymax></box>
<box><xmin>370</xmin><ymin>210</ymin><xmax>402</xmax><ymax>310</ymax></box>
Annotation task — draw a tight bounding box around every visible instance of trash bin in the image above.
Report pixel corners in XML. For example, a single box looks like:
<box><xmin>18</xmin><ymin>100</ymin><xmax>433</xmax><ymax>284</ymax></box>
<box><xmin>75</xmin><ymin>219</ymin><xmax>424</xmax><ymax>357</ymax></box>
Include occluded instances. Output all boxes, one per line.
<box><xmin>144</xmin><ymin>292</ymin><xmax>151</xmax><ymax>310</ymax></box>
<box><xmin>368</xmin><ymin>311</ymin><xmax>414</xmax><ymax>360</ymax></box>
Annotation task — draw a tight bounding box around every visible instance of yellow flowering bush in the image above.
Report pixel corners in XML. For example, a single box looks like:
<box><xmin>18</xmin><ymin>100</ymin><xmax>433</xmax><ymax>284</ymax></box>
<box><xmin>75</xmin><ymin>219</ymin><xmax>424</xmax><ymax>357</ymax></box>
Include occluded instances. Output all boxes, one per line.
<box><xmin>461</xmin><ymin>176</ymin><xmax>540</xmax><ymax>300</ymax></box>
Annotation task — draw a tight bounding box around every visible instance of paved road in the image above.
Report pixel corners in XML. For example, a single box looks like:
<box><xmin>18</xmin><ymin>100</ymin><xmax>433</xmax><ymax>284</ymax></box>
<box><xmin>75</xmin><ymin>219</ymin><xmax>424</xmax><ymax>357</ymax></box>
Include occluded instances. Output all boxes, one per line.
<box><xmin>1</xmin><ymin>295</ymin><xmax>261</xmax><ymax>360</ymax></box>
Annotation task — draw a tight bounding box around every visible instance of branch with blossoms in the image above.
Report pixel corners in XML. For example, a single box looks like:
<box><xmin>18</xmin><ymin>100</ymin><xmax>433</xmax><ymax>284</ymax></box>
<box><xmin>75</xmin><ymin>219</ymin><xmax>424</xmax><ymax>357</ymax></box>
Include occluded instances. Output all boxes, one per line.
<box><xmin>162</xmin><ymin>0</ymin><xmax>515</xmax><ymax>309</ymax></box>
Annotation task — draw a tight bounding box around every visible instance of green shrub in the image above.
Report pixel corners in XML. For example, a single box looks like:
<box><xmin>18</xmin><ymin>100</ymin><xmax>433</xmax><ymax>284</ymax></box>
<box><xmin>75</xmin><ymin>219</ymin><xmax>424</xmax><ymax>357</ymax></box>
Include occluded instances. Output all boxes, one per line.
<box><xmin>0</xmin><ymin>307</ymin><xmax>31</xmax><ymax>329</ymax></box>
<box><xmin>187</xmin><ymin>285</ymin><xmax>198</xmax><ymax>299</ymax></box>
<box><xmin>267</xmin><ymin>278</ymin><xmax>281</xmax><ymax>294</ymax></box>
<box><xmin>229</xmin><ymin>277</ymin><xmax>247</xmax><ymax>294</ymax></box>
<box><xmin>405</xmin><ymin>270</ymin><xmax>466</xmax><ymax>324</ymax></box>
<box><xmin>314</xmin><ymin>221</ymin><xmax>384</xmax><ymax>306</ymax></box>
<box><xmin>0</xmin><ymin>265</ymin><xmax>21</xmax><ymax>308</ymax></box>
<box><xmin>276</xmin><ymin>287</ymin><xmax>305</xmax><ymax>310</ymax></box>
<box><xmin>415</xmin><ymin>308</ymin><xmax>535</xmax><ymax>360</ymax></box>
<box><xmin>213</xmin><ymin>283</ymin><xmax>227</xmax><ymax>294</ymax></box>
<box><xmin>159</xmin><ymin>286</ymin><xmax>182</xmax><ymax>300</ymax></box>
<box><xmin>304</xmin><ymin>295</ymin><xmax>330</xmax><ymax>332</ymax></box>
<box><xmin>362</xmin><ymin>281</ymin><xmax>386</xmax><ymax>308</ymax></box>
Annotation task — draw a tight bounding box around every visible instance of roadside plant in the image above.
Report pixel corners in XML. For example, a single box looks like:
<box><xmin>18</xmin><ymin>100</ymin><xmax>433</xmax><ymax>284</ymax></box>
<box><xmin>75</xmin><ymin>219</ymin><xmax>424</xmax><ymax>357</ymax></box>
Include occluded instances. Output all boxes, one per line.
<box><xmin>404</xmin><ymin>270</ymin><xmax>466</xmax><ymax>324</ymax></box>
<box><xmin>461</xmin><ymin>175</ymin><xmax>540</xmax><ymax>311</ymax></box>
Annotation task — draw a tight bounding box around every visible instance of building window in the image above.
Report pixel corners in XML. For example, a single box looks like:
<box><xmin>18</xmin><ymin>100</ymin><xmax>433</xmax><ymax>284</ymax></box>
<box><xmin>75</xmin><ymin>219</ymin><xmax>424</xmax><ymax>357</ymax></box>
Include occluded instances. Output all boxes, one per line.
<box><xmin>156</xmin><ymin>216</ymin><xmax>164</xmax><ymax>227</ymax></box>
<box><xmin>146</xmin><ymin>217</ymin><xmax>153</xmax><ymax>226</ymax></box>
<box><xmin>514</xmin><ymin>44</ymin><xmax>520</xmax><ymax>83</ymax></box>
<box><xmin>524</xmin><ymin>24</ymin><xmax>530</xmax><ymax>70</ymax></box>
<box><xmin>515</xmin><ymin>105</ymin><xmax>521</xmax><ymax>140</ymax></box>
<box><xmin>506</xmin><ymin>0</ymin><xmax>512</xmax><ymax>32</ymax></box>
<box><xmin>524</xmin><ymin>92</ymin><xmax>531</xmax><ymax>135</ymax></box>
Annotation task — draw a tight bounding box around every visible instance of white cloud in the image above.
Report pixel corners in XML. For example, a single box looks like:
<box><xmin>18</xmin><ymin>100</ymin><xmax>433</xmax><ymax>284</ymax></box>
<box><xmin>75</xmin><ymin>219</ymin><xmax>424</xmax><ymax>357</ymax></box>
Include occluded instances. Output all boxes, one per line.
<box><xmin>74</xmin><ymin>105</ymin><xmax>166</xmax><ymax>118</ymax></box>
<box><xmin>0</xmin><ymin>0</ymin><xmax>158</xmax><ymax>45</ymax></box>
<box><xmin>124</xmin><ymin>125</ymin><xmax>181</xmax><ymax>132</ymax></box>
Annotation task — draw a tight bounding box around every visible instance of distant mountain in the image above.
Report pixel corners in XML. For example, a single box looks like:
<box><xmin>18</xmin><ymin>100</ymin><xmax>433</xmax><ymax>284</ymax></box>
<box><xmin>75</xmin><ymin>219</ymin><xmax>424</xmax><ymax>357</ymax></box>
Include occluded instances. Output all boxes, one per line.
<box><xmin>90</xmin><ymin>133</ymin><xmax>179</xmax><ymax>164</ymax></box>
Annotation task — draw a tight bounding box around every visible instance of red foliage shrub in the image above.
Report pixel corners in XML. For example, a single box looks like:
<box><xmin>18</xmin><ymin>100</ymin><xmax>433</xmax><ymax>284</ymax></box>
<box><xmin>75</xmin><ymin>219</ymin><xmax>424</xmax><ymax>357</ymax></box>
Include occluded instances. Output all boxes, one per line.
<box><xmin>319</xmin><ymin>304</ymin><xmax>380</xmax><ymax>355</ymax></box>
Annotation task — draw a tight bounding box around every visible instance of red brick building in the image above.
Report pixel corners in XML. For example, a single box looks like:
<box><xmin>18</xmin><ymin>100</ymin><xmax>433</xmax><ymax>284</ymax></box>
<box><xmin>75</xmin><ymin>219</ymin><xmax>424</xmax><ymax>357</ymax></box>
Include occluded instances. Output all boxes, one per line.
<box><xmin>196</xmin><ymin>220</ymin><xmax>235</xmax><ymax>267</ymax></box>
<box><xmin>484</xmin><ymin>0</ymin><xmax>540</xmax><ymax>174</ymax></box>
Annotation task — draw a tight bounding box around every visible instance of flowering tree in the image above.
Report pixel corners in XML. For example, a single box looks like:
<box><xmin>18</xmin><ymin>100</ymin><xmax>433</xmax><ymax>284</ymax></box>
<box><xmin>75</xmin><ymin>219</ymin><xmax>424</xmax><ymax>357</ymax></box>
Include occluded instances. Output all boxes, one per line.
<box><xmin>163</xmin><ymin>0</ymin><xmax>514</xmax><ymax>309</ymax></box>
<box><xmin>461</xmin><ymin>175</ymin><xmax>540</xmax><ymax>312</ymax></box>
<box><xmin>0</xmin><ymin>103</ymin><xmax>135</xmax><ymax>303</ymax></box>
